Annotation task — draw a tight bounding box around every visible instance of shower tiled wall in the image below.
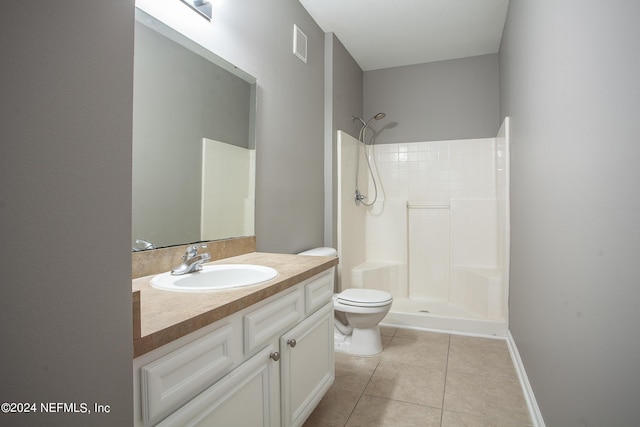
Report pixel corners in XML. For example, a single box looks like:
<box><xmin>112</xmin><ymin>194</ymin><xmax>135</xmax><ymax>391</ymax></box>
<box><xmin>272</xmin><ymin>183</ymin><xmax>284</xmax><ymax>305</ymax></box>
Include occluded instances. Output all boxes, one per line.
<box><xmin>495</xmin><ymin>118</ymin><xmax>511</xmax><ymax>320</ymax></box>
<box><xmin>338</xmin><ymin>131</ymin><xmax>508</xmax><ymax>315</ymax></box>
<box><xmin>370</xmin><ymin>138</ymin><xmax>498</xmax><ymax>272</ymax></box>
<box><xmin>338</xmin><ymin>123</ymin><xmax>510</xmax><ymax>322</ymax></box>
<box><xmin>373</xmin><ymin>139</ymin><xmax>496</xmax><ymax>203</ymax></box>
<box><xmin>495</xmin><ymin>120</ymin><xmax>510</xmax><ymax>273</ymax></box>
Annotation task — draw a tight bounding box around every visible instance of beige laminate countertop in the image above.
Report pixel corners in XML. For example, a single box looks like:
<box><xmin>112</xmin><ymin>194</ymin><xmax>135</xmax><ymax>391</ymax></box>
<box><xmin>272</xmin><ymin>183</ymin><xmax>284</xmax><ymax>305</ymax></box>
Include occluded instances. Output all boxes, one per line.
<box><xmin>132</xmin><ymin>252</ymin><xmax>338</xmax><ymax>358</ymax></box>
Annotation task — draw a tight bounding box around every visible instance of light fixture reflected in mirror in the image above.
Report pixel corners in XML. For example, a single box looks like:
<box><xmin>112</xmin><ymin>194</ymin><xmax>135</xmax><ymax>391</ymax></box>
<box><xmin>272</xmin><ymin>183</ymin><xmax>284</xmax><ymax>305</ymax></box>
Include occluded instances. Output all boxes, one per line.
<box><xmin>180</xmin><ymin>0</ymin><xmax>212</xmax><ymax>21</ymax></box>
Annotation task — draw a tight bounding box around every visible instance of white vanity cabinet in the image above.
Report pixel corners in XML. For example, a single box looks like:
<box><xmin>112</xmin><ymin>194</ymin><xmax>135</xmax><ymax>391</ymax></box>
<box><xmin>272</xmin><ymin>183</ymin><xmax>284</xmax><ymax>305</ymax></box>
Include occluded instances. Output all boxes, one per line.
<box><xmin>156</xmin><ymin>344</ymin><xmax>280</xmax><ymax>427</ymax></box>
<box><xmin>280</xmin><ymin>301</ymin><xmax>334</xmax><ymax>427</ymax></box>
<box><xmin>134</xmin><ymin>268</ymin><xmax>335</xmax><ymax>427</ymax></box>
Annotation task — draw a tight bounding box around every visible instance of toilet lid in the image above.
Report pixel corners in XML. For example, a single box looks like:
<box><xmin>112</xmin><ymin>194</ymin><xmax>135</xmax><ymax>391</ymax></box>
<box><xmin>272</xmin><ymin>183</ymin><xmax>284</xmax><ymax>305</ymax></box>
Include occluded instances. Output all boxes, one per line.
<box><xmin>337</xmin><ymin>289</ymin><xmax>393</xmax><ymax>307</ymax></box>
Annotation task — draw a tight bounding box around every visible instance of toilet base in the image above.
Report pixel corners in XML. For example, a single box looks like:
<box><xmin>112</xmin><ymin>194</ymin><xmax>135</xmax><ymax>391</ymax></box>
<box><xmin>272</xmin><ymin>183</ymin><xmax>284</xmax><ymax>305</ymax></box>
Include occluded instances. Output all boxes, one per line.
<box><xmin>334</xmin><ymin>325</ymin><xmax>383</xmax><ymax>356</ymax></box>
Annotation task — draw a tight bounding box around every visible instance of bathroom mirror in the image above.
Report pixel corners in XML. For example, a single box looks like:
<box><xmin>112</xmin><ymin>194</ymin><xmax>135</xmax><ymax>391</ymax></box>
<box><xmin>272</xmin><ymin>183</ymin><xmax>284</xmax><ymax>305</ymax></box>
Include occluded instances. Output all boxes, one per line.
<box><xmin>132</xmin><ymin>9</ymin><xmax>257</xmax><ymax>250</ymax></box>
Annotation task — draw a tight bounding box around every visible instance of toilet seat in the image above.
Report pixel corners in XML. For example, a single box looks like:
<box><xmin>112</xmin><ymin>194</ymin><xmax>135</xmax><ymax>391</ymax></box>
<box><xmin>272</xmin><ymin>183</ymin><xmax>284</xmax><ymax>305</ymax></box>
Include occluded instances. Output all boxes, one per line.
<box><xmin>337</xmin><ymin>288</ymin><xmax>393</xmax><ymax>308</ymax></box>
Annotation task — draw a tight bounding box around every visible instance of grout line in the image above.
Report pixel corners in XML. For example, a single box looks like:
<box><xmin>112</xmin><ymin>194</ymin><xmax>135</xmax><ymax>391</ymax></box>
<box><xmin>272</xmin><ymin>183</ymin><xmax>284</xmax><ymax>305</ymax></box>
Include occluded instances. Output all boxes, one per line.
<box><xmin>342</xmin><ymin>355</ymin><xmax>382</xmax><ymax>427</ymax></box>
<box><xmin>440</xmin><ymin>334</ymin><xmax>451</xmax><ymax>427</ymax></box>
<box><xmin>343</xmin><ymin>393</ymin><xmax>363</xmax><ymax>427</ymax></box>
<box><xmin>315</xmin><ymin>329</ymin><xmax>526</xmax><ymax>427</ymax></box>
<box><xmin>363</xmin><ymin>353</ymin><xmax>382</xmax><ymax>391</ymax></box>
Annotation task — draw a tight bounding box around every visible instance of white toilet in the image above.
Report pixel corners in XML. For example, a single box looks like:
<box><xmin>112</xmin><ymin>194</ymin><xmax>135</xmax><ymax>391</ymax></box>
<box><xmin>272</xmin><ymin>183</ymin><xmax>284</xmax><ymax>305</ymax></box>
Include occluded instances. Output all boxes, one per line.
<box><xmin>298</xmin><ymin>247</ymin><xmax>393</xmax><ymax>356</ymax></box>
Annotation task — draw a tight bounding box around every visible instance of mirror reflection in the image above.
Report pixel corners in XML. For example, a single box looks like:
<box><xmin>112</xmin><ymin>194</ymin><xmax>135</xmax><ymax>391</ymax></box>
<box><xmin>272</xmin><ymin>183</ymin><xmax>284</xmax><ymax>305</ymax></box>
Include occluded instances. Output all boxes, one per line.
<box><xmin>132</xmin><ymin>10</ymin><xmax>257</xmax><ymax>250</ymax></box>
<box><xmin>180</xmin><ymin>0</ymin><xmax>212</xmax><ymax>21</ymax></box>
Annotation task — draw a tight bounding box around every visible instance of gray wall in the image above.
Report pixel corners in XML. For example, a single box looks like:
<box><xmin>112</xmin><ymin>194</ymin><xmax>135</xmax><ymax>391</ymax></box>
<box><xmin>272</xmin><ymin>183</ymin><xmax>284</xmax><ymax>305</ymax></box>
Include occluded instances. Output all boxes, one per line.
<box><xmin>329</xmin><ymin>35</ymin><xmax>364</xmax><ymax>140</ymax></box>
<box><xmin>325</xmin><ymin>33</ymin><xmax>363</xmax><ymax>247</ymax></box>
<box><xmin>132</xmin><ymin>21</ymin><xmax>253</xmax><ymax>248</ymax></box>
<box><xmin>225</xmin><ymin>0</ymin><xmax>326</xmax><ymax>254</ymax></box>
<box><xmin>248</xmin><ymin>2</ymin><xmax>326</xmax><ymax>254</ymax></box>
<box><xmin>0</xmin><ymin>1</ymin><xmax>134</xmax><ymax>426</ymax></box>
<box><xmin>500</xmin><ymin>1</ymin><xmax>640</xmax><ymax>426</ymax></box>
<box><xmin>364</xmin><ymin>54</ymin><xmax>500</xmax><ymax>144</ymax></box>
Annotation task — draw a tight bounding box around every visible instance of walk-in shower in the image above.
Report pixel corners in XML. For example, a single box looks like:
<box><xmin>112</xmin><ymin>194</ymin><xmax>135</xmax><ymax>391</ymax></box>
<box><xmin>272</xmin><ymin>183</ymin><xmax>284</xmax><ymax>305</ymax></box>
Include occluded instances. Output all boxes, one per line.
<box><xmin>352</xmin><ymin>113</ymin><xmax>385</xmax><ymax>206</ymax></box>
<box><xmin>336</xmin><ymin>118</ymin><xmax>511</xmax><ymax>336</ymax></box>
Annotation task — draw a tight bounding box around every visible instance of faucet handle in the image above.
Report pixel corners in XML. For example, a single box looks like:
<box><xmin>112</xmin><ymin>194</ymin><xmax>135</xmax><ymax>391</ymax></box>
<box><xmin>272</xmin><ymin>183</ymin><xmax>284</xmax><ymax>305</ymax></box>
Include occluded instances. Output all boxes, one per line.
<box><xmin>184</xmin><ymin>243</ymin><xmax>208</xmax><ymax>260</ymax></box>
<box><xmin>193</xmin><ymin>252</ymin><xmax>212</xmax><ymax>272</ymax></box>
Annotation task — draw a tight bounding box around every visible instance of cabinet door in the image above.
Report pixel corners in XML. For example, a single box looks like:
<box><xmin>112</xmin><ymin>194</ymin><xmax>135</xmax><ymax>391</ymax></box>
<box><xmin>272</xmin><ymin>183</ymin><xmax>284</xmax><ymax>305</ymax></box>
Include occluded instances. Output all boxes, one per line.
<box><xmin>140</xmin><ymin>323</ymin><xmax>239</xmax><ymax>425</ymax></box>
<box><xmin>156</xmin><ymin>345</ymin><xmax>280</xmax><ymax>427</ymax></box>
<box><xmin>304</xmin><ymin>269</ymin><xmax>334</xmax><ymax>315</ymax></box>
<box><xmin>280</xmin><ymin>301</ymin><xmax>334</xmax><ymax>427</ymax></box>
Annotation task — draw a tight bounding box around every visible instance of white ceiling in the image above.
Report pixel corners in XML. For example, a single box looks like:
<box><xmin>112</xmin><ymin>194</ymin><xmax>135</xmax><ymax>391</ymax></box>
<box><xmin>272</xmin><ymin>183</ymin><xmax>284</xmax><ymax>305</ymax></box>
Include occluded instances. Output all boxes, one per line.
<box><xmin>298</xmin><ymin>0</ymin><xmax>509</xmax><ymax>71</ymax></box>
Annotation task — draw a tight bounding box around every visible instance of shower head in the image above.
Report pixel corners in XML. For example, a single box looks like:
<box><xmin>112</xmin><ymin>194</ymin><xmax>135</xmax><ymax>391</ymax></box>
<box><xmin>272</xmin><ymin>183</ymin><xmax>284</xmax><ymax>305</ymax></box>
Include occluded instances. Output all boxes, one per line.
<box><xmin>352</xmin><ymin>113</ymin><xmax>386</xmax><ymax>127</ymax></box>
<box><xmin>365</xmin><ymin>112</ymin><xmax>386</xmax><ymax>125</ymax></box>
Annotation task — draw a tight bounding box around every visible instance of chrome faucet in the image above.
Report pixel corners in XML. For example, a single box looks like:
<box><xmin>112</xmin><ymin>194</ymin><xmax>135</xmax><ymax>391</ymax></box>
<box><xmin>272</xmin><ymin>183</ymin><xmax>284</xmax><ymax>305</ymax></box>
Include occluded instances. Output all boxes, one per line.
<box><xmin>171</xmin><ymin>244</ymin><xmax>211</xmax><ymax>275</ymax></box>
<box><xmin>132</xmin><ymin>239</ymin><xmax>155</xmax><ymax>252</ymax></box>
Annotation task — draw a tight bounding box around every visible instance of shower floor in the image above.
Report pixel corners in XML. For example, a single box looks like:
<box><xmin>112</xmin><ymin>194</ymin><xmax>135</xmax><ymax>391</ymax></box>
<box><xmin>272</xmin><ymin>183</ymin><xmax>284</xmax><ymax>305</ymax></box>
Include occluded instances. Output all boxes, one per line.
<box><xmin>381</xmin><ymin>297</ymin><xmax>508</xmax><ymax>337</ymax></box>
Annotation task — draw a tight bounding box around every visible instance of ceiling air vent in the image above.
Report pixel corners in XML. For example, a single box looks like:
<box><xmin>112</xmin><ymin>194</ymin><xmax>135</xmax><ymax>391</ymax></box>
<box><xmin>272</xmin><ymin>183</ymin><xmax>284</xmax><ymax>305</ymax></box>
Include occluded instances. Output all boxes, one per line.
<box><xmin>293</xmin><ymin>24</ymin><xmax>307</xmax><ymax>64</ymax></box>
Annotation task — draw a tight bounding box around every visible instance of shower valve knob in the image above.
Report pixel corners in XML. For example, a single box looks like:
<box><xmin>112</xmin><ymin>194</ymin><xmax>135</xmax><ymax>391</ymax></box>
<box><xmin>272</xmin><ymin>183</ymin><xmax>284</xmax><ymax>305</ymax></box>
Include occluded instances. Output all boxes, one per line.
<box><xmin>287</xmin><ymin>339</ymin><xmax>297</xmax><ymax>348</ymax></box>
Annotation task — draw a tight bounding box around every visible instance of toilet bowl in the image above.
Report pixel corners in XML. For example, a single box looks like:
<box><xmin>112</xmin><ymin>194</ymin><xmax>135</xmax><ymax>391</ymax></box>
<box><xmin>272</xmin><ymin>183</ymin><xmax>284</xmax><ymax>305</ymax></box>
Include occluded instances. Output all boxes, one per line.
<box><xmin>333</xmin><ymin>288</ymin><xmax>392</xmax><ymax>356</ymax></box>
<box><xmin>298</xmin><ymin>247</ymin><xmax>393</xmax><ymax>356</ymax></box>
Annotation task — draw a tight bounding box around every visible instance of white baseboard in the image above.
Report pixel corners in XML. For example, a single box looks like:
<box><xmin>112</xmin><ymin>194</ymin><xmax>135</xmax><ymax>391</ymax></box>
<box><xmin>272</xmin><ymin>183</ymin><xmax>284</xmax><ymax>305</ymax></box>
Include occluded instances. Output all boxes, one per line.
<box><xmin>506</xmin><ymin>330</ymin><xmax>546</xmax><ymax>427</ymax></box>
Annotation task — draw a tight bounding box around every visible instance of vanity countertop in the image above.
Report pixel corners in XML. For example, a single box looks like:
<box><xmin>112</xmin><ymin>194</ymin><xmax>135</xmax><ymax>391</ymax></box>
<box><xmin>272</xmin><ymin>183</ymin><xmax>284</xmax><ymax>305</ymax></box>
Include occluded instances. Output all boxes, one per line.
<box><xmin>132</xmin><ymin>252</ymin><xmax>338</xmax><ymax>357</ymax></box>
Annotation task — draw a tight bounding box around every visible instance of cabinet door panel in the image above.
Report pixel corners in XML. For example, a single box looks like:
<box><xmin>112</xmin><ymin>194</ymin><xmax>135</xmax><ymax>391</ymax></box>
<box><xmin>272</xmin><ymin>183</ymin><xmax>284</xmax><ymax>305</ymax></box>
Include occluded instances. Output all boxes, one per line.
<box><xmin>304</xmin><ymin>270</ymin><xmax>334</xmax><ymax>315</ymax></box>
<box><xmin>281</xmin><ymin>301</ymin><xmax>334</xmax><ymax>427</ymax></box>
<box><xmin>157</xmin><ymin>345</ymin><xmax>279</xmax><ymax>427</ymax></box>
<box><xmin>245</xmin><ymin>288</ymin><xmax>304</xmax><ymax>354</ymax></box>
<box><xmin>141</xmin><ymin>323</ymin><xmax>239</xmax><ymax>425</ymax></box>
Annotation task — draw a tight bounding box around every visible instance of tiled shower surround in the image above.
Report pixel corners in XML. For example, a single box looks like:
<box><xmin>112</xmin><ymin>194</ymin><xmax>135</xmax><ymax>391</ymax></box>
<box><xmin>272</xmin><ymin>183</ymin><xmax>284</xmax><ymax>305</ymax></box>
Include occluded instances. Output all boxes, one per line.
<box><xmin>337</xmin><ymin>120</ymin><xmax>509</xmax><ymax>335</ymax></box>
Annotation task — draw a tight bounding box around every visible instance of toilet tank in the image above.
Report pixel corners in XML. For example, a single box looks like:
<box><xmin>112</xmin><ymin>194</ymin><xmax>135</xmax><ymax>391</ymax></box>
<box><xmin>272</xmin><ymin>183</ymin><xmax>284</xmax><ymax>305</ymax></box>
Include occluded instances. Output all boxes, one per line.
<box><xmin>298</xmin><ymin>247</ymin><xmax>337</xmax><ymax>257</ymax></box>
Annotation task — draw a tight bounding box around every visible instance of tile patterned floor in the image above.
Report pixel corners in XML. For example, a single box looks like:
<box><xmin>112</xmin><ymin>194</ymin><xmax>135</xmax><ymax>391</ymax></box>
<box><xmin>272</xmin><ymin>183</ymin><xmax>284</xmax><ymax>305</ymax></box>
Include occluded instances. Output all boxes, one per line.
<box><xmin>304</xmin><ymin>327</ymin><xmax>533</xmax><ymax>427</ymax></box>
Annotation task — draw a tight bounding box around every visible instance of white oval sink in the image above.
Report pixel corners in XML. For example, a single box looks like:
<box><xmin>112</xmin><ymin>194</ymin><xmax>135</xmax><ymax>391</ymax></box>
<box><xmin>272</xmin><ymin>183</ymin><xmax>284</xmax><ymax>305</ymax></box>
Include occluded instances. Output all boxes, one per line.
<box><xmin>150</xmin><ymin>264</ymin><xmax>279</xmax><ymax>292</ymax></box>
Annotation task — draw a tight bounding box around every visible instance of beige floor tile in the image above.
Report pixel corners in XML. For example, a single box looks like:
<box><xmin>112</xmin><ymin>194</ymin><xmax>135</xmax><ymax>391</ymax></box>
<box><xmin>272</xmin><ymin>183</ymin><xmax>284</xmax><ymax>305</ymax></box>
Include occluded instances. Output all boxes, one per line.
<box><xmin>449</xmin><ymin>334</ymin><xmax>505</xmax><ymax>348</ymax></box>
<box><xmin>381</xmin><ymin>333</ymin><xmax>393</xmax><ymax>348</ymax></box>
<box><xmin>448</xmin><ymin>335</ymin><xmax>517</xmax><ymax>380</ymax></box>
<box><xmin>442</xmin><ymin>410</ymin><xmax>533</xmax><ymax>427</ymax></box>
<box><xmin>303</xmin><ymin>386</ymin><xmax>362</xmax><ymax>427</ymax></box>
<box><xmin>382</xmin><ymin>336</ymin><xmax>449</xmax><ymax>370</ymax></box>
<box><xmin>394</xmin><ymin>328</ymin><xmax>451</xmax><ymax>344</ymax></box>
<box><xmin>345</xmin><ymin>395</ymin><xmax>441</xmax><ymax>427</ymax></box>
<box><xmin>306</xmin><ymin>328</ymin><xmax>533</xmax><ymax>427</ymax></box>
<box><xmin>333</xmin><ymin>352</ymin><xmax>381</xmax><ymax>394</ymax></box>
<box><xmin>364</xmin><ymin>360</ymin><xmax>446</xmax><ymax>408</ymax></box>
<box><xmin>380</xmin><ymin>325</ymin><xmax>397</xmax><ymax>337</ymax></box>
<box><xmin>444</xmin><ymin>371</ymin><xmax>531</xmax><ymax>424</ymax></box>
